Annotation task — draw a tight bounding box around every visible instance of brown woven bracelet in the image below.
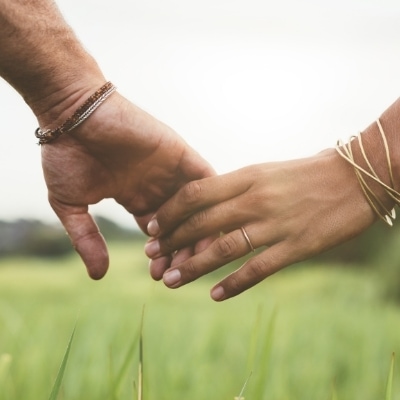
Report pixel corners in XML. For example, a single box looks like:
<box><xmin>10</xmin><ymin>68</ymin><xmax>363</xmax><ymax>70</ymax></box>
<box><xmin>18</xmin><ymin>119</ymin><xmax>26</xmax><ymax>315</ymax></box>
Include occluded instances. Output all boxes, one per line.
<box><xmin>35</xmin><ymin>81</ymin><xmax>116</xmax><ymax>145</ymax></box>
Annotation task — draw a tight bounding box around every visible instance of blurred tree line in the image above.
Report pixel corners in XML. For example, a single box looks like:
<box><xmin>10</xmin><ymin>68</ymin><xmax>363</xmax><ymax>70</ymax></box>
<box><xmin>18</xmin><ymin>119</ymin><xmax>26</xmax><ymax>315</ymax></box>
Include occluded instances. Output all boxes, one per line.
<box><xmin>1</xmin><ymin>216</ymin><xmax>400</xmax><ymax>300</ymax></box>
<box><xmin>1</xmin><ymin>216</ymin><xmax>399</xmax><ymax>263</ymax></box>
<box><xmin>0</xmin><ymin>216</ymin><xmax>145</xmax><ymax>258</ymax></box>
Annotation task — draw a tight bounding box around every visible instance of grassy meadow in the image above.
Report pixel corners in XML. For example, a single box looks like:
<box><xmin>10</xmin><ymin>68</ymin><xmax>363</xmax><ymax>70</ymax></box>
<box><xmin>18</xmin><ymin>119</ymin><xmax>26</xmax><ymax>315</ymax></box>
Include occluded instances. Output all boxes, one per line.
<box><xmin>1</xmin><ymin>241</ymin><xmax>400</xmax><ymax>399</ymax></box>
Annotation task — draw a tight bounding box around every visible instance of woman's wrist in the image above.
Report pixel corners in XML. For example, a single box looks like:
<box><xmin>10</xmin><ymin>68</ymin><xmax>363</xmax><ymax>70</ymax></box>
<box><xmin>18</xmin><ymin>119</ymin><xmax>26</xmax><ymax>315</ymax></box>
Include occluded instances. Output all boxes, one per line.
<box><xmin>336</xmin><ymin>99</ymin><xmax>400</xmax><ymax>223</ymax></box>
<box><xmin>377</xmin><ymin>98</ymin><xmax>400</xmax><ymax>191</ymax></box>
<box><xmin>359</xmin><ymin>104</ymin><xmax>400</xmax><ymax>203</ymax></box>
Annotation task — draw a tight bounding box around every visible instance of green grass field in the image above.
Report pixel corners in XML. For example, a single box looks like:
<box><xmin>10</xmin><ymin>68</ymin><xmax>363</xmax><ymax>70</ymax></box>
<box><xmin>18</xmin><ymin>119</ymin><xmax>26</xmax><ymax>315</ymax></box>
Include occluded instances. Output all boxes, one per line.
<box><xmin>0</xmin><ymin>241</ymin><xmax>400</xmax><ymax>399</ymax></box>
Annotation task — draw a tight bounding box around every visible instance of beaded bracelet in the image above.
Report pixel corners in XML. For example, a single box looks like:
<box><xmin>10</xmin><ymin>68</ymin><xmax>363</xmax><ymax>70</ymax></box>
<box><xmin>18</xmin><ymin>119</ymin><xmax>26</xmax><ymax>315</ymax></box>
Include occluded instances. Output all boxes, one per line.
<box><xmin>336</xmin><ymin>119</ymin><xmax>400</xmax><ymax>226</ymax></box>
<box><xmin>35</xmin><ymin>81</ymin><xmax>116</xmax><ymax>145</ymax></box>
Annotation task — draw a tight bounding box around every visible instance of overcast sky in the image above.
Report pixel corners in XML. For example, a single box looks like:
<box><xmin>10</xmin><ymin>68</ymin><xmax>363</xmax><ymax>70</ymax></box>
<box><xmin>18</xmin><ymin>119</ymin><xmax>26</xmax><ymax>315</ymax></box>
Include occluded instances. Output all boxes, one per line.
<box><xmin>1</xmin><ymin>0</ymin><xmax>400</xmax><ymax>227</ymax></box>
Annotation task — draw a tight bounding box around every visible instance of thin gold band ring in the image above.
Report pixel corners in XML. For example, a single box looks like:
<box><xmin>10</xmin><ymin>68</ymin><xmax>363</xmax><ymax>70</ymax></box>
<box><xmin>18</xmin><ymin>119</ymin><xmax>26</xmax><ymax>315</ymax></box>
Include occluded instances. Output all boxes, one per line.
<box><xmin>240</xmin><ymin>226</ymin><xmax>255</xmax><ymax>252</ymax></box>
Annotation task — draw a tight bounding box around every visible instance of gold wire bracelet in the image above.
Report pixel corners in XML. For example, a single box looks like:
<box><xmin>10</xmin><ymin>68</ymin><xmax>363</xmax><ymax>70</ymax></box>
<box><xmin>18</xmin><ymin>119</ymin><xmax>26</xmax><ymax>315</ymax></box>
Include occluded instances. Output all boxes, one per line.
<box><xmin>35</xmin><ymin>81</ymin><xmax>116</xmax><ymax>145</ymax></box>
<box><xmin>376</xmin><ymin>119</ymin><xmax>399</xmax><ymax>202</ymax></box>
<box><xmin>357</xmin><ymin>130</ymin><xmax>400</xmax><ymax>207</ymax></box>
<box><xmin>335</xmin><ymin>119</ymin><xmax>400</xmax><ymax>226</ymax></box>
<box><xmin>336</xmin><ymin>136</ymin><xmax>395</xmax><ymax>225</ymax></box>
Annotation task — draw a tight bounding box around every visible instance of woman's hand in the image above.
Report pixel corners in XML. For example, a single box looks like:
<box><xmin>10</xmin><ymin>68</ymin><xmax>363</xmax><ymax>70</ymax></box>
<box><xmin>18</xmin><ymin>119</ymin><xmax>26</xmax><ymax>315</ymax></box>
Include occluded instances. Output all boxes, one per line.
<box><xmin>145</xmin><ymin>149</ymin><xmax>376</xmax><ymax>301</ymax></box>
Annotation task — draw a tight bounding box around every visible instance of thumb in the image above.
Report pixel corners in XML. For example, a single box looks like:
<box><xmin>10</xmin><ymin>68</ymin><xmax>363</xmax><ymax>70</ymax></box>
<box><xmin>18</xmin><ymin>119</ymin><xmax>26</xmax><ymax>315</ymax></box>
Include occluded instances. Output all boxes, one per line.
<box><xmin>50</xmin><ymin>198</ymin><xmax>109</xmax><ymax>279</ymax></box>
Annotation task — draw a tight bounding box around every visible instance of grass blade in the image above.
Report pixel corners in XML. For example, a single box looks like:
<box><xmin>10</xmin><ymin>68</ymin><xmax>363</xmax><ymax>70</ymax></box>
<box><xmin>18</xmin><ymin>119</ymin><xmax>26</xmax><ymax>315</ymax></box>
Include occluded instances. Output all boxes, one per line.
<box><xmin>111</xmin><ymin>306</ymin><xmax>144</xmax><ymax>399</ymax></box>
<box><xmin>235</xmin><ymin>370</ymin><xmax>252</xmax><ymax>400</ymax></box>
<box><xmin>111</xmin><ymin>330</ymin><xmax>140</xmax><ymax>399</ymax></box>
<box><xmin>137</xmin><ymin>306</ymin><xmax>145</xmax><ymax>400</ymax></box>
<box><xmin>385</xmin><ymin>352</ymin><xmax>395</xmax><ymax>400</ymax></box>
<box><xmin>246</xmin><ymin>304</ymin><xmax>263</xmax><ymax>372</ymax></box>
<box><xmin>249</xmin><ymin>307</ymin><xmax>277</xmax><ymax>398</ymax></box>
<box><xmin>331</xmin><ymin>379</ymin><xmax>338</xmax><ymax>400</ymax></box>
<box><xmin>48</xmin><ymin>325</ymin><xmax>76</xmax><ymax>400</ymax></box>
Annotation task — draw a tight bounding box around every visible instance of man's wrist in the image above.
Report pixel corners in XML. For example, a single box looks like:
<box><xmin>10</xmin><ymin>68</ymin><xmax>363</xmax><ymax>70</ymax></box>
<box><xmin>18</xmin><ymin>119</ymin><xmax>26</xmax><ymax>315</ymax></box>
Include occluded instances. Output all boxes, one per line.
<box><xmin>35</xmin><ymin>81</ymin><xmax>116</xmax><ymax>145</ymax></box>
<box><xmin>33</xmin><ymin>71</ymin><xmax>107</xmax><ymax>131</ymax></box>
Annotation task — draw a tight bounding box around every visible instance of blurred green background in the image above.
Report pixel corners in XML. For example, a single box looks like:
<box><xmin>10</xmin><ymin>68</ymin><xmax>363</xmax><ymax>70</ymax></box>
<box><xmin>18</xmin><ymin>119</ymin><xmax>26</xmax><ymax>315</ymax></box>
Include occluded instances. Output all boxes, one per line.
<box><xmin>1</xmin><ymin>217</ymin><xmax>400</xmax><ymax>399</ymax></box>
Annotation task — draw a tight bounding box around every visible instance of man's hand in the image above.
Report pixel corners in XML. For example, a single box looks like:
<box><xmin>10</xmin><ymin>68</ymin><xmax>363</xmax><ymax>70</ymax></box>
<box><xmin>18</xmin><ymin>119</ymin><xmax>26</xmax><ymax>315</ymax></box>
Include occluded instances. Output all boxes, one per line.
<box><xmin>41</xmin><ymin>91</ymin><xmax>214</xmax><ymax>279</ymax></box>
<box><xmin>0</xmin><ymin>0</ymin><xmax>215</xmax><ymax>279</ymax></box>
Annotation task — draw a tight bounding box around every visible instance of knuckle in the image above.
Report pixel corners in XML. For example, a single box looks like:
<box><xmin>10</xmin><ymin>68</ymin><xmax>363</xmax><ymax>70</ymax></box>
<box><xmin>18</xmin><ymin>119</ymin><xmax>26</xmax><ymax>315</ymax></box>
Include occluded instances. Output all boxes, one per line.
<box><xmin>185</xmin><ymin>260</ymin><xmax>198</xmax><ymax>277</ymax></box>
<box><xmin>179</xmin><ymin>260</ymin><xmax>199</xmax><ymax>283</ymax></box>
<box><xmin>247</xmin><ymin>258</ymin><xmax>269</xmax><ymax>279</ymax></box>
<box><xmin>228</xmin><ymin>274</ymin><xmax>242</xmax><ymax>292</ymax></box>
<box><xmin>224</xmin><ymin>258</ymin><xmax>268</xmax><ymax>298</ymax></box>
<box><xmin>213</xmin><ymin>236</ymin><xmax>239</xmax><ymax>259</ymax></box>
<box><xmin>186</xmin><ymin>209</ymin><xmax>208</xmax><ymax>231</ymax></box>
<box><xmin>156</xmin><ymin>203</ymin><xmax>175</xmax><ymax>228</ymax></box>
<box><xmin>181</xmin><ymin>180</ymin><xmax>203</xmax><ymax>206</ymax></box>
<box><xmin>161</xmin><ymin>235</ymin><xmax>175</xmax><ymax>253</ymax></box>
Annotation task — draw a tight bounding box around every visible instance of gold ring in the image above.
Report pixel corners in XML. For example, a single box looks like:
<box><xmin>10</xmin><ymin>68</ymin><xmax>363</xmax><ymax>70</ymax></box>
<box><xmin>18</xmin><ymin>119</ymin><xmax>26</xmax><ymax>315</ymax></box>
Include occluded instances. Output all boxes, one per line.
<box><xmin>240</xmin><ymin>227</ymin><xmax>255</xmax><ymax>252</ymax></box>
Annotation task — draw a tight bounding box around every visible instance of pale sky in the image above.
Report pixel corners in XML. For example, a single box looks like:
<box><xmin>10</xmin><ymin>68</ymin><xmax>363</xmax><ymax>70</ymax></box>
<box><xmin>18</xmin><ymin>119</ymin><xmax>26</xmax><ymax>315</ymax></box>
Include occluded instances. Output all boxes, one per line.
<box><xmin>1</xmin><ymin>0</ymin><xmax>400</xmax><ymax>227</ymax></box>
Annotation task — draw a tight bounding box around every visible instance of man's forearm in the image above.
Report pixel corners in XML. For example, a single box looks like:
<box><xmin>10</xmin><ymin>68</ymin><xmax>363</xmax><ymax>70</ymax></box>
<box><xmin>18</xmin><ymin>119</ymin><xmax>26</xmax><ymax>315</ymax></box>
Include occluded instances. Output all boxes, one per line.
<box><xmin>0</xmin><ymin>0</ymin><xmax>105</xmax><ymax>122</ymax></box>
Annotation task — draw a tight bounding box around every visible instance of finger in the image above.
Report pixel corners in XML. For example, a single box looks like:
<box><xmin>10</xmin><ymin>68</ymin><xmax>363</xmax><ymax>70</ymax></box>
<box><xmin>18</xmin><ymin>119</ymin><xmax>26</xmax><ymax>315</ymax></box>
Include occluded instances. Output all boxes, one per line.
<box><xmin>148</xmin><ymin>235</ymin><xmax>216</xmax><ymax>278</ymax></box>
<box><xmin>210</xmin><ymin>242</ymin><xmax>294</xmax><ymax>301</ymax></box>
<box><xmin>162</xmin><ymin>228</ymin><xmax>254</xmax><ymax>288</ymax></box>
<box><xmin>168</xmin><ymin>234</ymin><xmax>218</xmax><ymax>267</ymax></box>
<box><xmin>193</xmin><ymin>234</ymin><xmax>218</xmax><ymax>254</ymax></box>
<box><xmin>148</xmin><ymin>169</ymin><xmax>249</xmax><ymax>237</ymax></box>
<box><xmin>49</xmin><ymin>198</ymin><xmax>109</xmax><ymax>279</ymax></box>
<box><xmin>135</xmin><ymin>214</ymin><xmax>153</xmax><ymax>235</ymax></box>
<box><xmin>149</xmin><ymin>255</ymin><xmax>172</xmax><ymax>280</ymax></box>
<box><xmin>146</xmin><ymin>196</ymin><xmax>251</xmax><ymax>259</ymax></box>
<box><xmin>145</xmin><ymin>219</ymin><xmax>221</xmax><ymax>259</ymax></box>
<box><xmin>171</xmin><ymin>246</ymin><xmax>194</xmax><ymax>267</ymax></box>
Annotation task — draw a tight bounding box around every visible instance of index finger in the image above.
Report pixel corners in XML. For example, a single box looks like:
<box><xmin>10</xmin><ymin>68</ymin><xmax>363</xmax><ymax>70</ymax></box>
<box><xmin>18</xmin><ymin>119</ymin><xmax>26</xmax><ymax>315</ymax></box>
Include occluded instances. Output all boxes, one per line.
<box><xmin>147</xmin><ymin>169</ymin><xmax>250</xmax><ymax>237</ymax></box>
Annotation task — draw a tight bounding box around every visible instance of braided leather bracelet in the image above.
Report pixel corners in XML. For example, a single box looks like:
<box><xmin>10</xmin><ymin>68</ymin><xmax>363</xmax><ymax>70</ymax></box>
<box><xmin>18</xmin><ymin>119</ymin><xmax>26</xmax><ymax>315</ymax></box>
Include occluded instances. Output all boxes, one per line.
<box><xmin>35</xmin><ymin>81</ymin><xmax>116</xmax><ymax>145</ymax></box>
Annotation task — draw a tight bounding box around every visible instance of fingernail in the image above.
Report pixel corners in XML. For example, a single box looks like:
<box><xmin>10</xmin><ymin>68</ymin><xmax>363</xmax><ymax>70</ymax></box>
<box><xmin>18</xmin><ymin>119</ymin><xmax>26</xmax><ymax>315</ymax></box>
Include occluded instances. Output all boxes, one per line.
<box><xmin>144</xmin><ymin>239</ymin><xmax>160</xmax><ymax>257</ymax></box>
<box><xmin>211</xmin><ymin>286</ymin><xmax>225</xmax><ymax>301</ymax></box>
<box><xmin>147</xmin><ymin>219</ymin><xmax>160</xmax><ymax>236</ymax></box>
<box><xmin>163</xmin><ymin>269</ymin><xmax>181</xmax><ymax>286</ymax></box>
